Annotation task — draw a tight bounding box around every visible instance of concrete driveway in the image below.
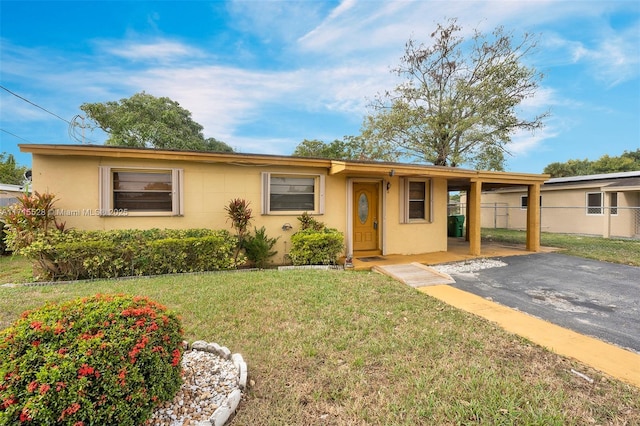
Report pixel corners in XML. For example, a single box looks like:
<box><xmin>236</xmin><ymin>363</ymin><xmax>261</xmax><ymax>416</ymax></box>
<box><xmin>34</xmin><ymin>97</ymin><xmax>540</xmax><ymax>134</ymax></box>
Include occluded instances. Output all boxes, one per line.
<box><xmin>447</xmin><ymin>253</ymin><xmax>640</xmax><ymax>353</ymax></box>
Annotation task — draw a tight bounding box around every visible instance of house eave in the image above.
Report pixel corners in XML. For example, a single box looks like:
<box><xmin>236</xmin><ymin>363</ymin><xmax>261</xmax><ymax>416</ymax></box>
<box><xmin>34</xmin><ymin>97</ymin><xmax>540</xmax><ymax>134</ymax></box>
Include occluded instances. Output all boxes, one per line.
<box><xmin>19</xmin><ymin>144</ymin><xmax>549</xmax><ymax>187</ymax></box>
<box><xmin>19</xmin><ymin>144</ymin><xmax>333</xmax><ymax>169</ymax></box>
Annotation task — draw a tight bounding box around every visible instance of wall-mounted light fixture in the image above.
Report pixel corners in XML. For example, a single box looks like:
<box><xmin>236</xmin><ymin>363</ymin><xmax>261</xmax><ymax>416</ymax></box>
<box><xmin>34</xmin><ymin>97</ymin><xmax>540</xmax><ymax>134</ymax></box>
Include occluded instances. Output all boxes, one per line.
<box><xmin>282</xmin><ymin>223</ymin><xmax>293</xmax><ymax>231</ymax></box>
<box><xmin>389</xmin><ymin>169</ymin><xmax>395</xmax><ymax>177</ymax></box>
<box><xmin>386</xmin><ymin>181</ymin><xmax>391</xmax><ymax>191</ymax></box>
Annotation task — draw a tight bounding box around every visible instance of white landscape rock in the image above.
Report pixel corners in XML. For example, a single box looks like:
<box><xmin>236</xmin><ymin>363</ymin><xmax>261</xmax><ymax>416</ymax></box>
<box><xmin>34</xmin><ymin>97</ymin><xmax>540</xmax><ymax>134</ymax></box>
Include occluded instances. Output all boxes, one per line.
<box><xmin>148</xmin><ymin>341</ymin><xmax>247</xmax><ymax>426</ymax></box>
<box><xmin>432</xmin><ymin>258</ymin><xmax>508</xmax><ymax>275</ymax></box>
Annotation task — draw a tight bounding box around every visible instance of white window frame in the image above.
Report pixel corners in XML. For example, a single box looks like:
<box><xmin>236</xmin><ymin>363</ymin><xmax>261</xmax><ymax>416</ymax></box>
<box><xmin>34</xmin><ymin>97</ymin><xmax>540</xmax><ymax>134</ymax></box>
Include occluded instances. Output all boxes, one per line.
<box><xmin>586</xmin><ymin>192</ymin><xmax>603</xmax><ymax>216</ymax></box>
<box><xmin>521</xmin><ymin>195</ymin><xmax>542</xmax><ymax>210</ymax></box>
<box><xmin>99</xmin><ymin>166</ymin><xmax>184</xmax><ymax>216</ymax></box>
<box><xmin>400</xmin><ymin>178</ymin><xmax>432</xmax><ymax>223</ymax></box>
<box><xmin>261</xmin><ymin>172</ymin><xmax>325</xmax><ymax>215</ymax></box>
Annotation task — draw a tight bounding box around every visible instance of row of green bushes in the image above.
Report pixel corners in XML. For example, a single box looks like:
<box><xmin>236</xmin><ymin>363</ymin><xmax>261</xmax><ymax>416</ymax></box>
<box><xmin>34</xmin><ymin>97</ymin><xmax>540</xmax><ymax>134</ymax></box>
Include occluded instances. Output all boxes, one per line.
<box><xmin>2</xmin><ymin>193</ymin><xmax>346</xmax><ymax>281</ymax></box>
<box><xmin>20</xmin><ymin>229</ymin><xmax>239</xmax><ymax>281</ymax></box>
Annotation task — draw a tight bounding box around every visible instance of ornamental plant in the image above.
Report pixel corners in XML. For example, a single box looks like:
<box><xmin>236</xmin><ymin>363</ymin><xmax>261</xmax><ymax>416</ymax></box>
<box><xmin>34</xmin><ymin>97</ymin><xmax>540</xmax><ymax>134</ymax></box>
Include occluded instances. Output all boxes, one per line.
<box><xmin>289</xmin><ymin>228</ymin><xmax>344</xmax><ymax>265</ymax></box>
<box><xmin>0</xmin><ymin>191</ymin><xmax>65</xmax><ymax>252</ymax></box>
<box><xmin>243</xmin><ymin>226</ymin><xmax>279</xmax><ymax>268</ymax></box>
<box><xmin>224</xmin><ymin>198</ymin><xmax>253</xmax><ymax>265</ymax></box>
<box><xmin>0</xmin><ymin>294</ymin><xmax>184</xmax><ymax>425</ymax></box>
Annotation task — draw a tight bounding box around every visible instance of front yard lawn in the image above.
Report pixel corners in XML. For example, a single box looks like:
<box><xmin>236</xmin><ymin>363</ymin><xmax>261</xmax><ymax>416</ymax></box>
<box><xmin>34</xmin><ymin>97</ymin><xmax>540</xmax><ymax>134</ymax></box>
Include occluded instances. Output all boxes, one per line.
<box><xmin>0</xmin><ymin>254</ymin><xmax>32</xmax><ymax>284</ymax></box>
<box><xmin>482</xmin><ymin>228</ymin><xmax>640</xmax><ymax>266</ymax></box>
<box><xmin>1</xmin><ymin>270</ymin><xmax>638</xmax><ymax>425</ymax></box>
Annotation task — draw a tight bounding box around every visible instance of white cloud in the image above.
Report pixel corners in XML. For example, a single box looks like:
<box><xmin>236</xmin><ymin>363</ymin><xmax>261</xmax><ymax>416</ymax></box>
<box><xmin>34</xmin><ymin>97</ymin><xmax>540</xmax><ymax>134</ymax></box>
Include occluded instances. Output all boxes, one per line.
<box><xmin>2</xmin><ymin>0</ymin><xmax>637</xmax><ymax>160</ymax></box>
<box><xmin>509</xmin><ymin>126</ymin><xmax>557</xmax><ymax>157</ymax></box>
<box><xmin>98</xmin><ymin>39</ymin><xmax>205</xmax><ymax>62</ymax></box>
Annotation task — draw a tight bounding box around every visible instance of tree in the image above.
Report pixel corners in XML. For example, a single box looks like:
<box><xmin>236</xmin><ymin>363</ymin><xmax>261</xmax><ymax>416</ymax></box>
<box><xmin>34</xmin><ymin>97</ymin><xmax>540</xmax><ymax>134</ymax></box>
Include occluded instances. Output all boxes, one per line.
<box><xmin>80</xmin><ymin>92</ymin><xmax>233</xmax><ymax>152</ymax></box>
<box><xmin>362</xmin><ymin>19</ymin><xmax>548</xmax><ymax>170</ymax></box>
<box><xmin>292</xmin><ymin>139</ymin><xmax>349</xmax><ymax>159</ymax></box>
<box><xmin>204</xmin><ymin>137</ymin><xmax>234</xmax><ymax>153</ymax></box>
<box><xmin>0</xmin><ymin>153</ymin><xmax>28</xmax><ymax>185</ymax></box>
<box><xmin>543</xmin><ymin>149</ymin><xmax>640</xmax><ymax>177</ymax></box>
<box><xmin>292</xmin><ymin>136</ymin><xmax>398</xmax><ymax>162</ymax></box>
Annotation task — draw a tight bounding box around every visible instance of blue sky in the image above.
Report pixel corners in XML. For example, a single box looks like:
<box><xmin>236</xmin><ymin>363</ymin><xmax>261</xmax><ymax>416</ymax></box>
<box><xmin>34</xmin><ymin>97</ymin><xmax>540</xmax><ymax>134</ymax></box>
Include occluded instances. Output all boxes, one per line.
<box><xmin>1</xmin><ymin>0</ymin><xmax>639</xmax><ymax>174</ymax></box>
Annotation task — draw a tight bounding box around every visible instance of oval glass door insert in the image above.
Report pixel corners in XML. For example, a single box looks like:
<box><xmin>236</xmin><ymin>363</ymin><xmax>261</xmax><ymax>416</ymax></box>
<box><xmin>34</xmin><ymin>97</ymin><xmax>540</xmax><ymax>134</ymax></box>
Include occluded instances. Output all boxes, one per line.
<box><xmin>358</xmin><ymin>193</ymin><xmax>369</xmax><ymax>224</ymax></box>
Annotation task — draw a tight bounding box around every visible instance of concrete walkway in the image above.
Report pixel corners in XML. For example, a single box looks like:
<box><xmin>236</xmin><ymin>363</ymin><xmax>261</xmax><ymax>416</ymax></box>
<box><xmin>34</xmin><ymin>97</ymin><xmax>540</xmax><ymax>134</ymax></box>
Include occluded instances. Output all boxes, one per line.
<box><xmin>372</xmin><ymin>263</ymin><xmax>455</xmax><ymax>287</ymax></box>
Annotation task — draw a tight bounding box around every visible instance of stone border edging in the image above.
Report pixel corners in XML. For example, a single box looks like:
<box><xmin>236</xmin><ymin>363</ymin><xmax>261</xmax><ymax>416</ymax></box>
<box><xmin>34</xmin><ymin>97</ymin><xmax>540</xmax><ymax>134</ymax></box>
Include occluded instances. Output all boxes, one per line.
<box><xmin>189</xmin><ymin>340</ymin><xmax>248</xmax><ymax>426</ymax></box>
<box><xmin>277</xmin><ymin>264</ymin><xmax>343</xmax><ymax>271</ymax></box>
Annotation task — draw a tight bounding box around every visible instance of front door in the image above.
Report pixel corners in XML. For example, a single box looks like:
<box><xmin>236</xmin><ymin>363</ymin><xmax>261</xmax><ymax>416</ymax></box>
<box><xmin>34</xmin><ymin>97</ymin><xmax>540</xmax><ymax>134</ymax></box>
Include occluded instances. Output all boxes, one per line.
<box><xmin>353</xmin><ymin>182</ymin><xmax>379</xmax><ymax>252</ymax></box>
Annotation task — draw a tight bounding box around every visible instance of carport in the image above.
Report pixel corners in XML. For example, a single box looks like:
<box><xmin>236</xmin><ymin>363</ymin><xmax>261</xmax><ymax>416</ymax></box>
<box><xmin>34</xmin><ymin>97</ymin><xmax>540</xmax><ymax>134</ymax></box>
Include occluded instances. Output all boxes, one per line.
<box><xmin>447</xmin><ymin>171</ymin><xmax>548</xmax><ymax>255</ymax></box>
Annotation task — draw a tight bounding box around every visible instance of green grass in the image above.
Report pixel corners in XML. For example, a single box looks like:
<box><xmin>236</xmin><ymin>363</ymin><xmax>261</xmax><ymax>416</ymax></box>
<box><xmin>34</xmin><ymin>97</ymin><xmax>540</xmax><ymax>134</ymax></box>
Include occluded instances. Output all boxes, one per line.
<box><xmin>482</xmin><ymin>228</ymin><xmax>640</xmax><ymax>266</ymax></box>
<box><xmin>0</xmin><ymin>254</ymin><xmax>33</xmax><ymax>283</ymax></box>
<box><xmin>1</xmin><ymin>270</ymin><xmax>638</xmax><ymax>425</ymax></box>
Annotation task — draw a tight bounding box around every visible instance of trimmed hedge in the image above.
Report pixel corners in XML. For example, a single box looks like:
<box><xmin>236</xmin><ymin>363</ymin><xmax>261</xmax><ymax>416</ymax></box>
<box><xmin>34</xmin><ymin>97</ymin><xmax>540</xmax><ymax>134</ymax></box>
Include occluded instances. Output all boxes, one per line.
<box><xmin>289</xmin><ymin>228</ymin><xmax>344</xmax><ymax>265</ymax></box>
<box><xmin>0</xmin><ymin>294</ymin><xmax>184</xmax><ymax>425</ymax></box>
<box><xmin>18</xmin><ymin>228</ymin><xmax>239</xmax><ymax>281</ymax></box>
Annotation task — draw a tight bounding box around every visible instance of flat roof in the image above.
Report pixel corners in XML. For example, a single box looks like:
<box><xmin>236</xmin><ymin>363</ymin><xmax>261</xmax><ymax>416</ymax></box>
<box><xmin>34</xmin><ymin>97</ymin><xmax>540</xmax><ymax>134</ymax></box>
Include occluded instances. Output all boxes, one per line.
<box><xmin>546</xmin><ymin>171</ymin><xmax>640</xmax><ymax>185</ymax></box>
<box><xmin>19</xmin><ymin>143</ymin><xmax>549</xmax><ymax>189</ymax></box>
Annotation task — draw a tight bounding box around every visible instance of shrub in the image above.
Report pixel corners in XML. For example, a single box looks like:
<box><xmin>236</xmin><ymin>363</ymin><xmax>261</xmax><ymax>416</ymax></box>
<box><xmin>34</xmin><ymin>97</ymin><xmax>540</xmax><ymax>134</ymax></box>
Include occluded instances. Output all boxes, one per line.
<box><xmin>289</xmin><ymin>228</ymin><xmax>344</xmax><ymax>265</ymax></box>
<box><xmin>225</xmin><ymin>198</ymin><xmax>253</xmax><ymax>265</ymax></box>
<box><xmin>243</xmin><ymin>226</ymin><xmax>279</xmax><ymax>268</ymax></box>
<box><xmin>17</xmin><ymin>229</ymin><xmax>239</xmax><ymax>281</ymax></box>
<box><xmin>0</xmin><ymin>220</ymin><xmax>8</xmax><ymax>255</ymax></box>
<box><xmin>0</xmin><ymin>191</ymin><xmax>64</xmax><ymax>252</ymax></box>
<box><xmin>297</xmin><ymin>212</ymin><xmax>324</xmax><ymax>231</ymax></box>
<box><xmin>0</xmin><ymin>294</ymin><xmax>184</xmax><ymax>425</ymax></box>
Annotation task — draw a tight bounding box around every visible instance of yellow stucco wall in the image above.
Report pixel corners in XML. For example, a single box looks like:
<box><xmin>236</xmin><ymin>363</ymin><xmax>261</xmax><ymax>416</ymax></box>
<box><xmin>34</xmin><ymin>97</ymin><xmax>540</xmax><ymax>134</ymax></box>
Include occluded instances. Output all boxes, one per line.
<box><xmin>31</xmin><ymin>154</ymin><xmax>450</xmax><ymax>260</ymax></box>
<box><xmin>383</xmin><ymin>176</ymin><xmax>448</xmax><ymax>254</ymax></box>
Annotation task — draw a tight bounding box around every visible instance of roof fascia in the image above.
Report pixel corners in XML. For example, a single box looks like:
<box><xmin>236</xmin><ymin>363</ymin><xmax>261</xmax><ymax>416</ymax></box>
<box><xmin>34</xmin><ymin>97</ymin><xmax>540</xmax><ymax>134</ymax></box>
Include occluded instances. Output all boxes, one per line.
<box><xmin>20</xmin><ymin>144</ymin><xmax>332</xmax><ymax>169</ymax></box>
<box><xmin>329</xmin><ymin>161</ymin><xmax>479</xmax><ymax>179</ymax></box>
<box><xmin>602</xmin><ymin>185</ymin><xmax>640</xmax><ymax>192</ymax></box>
<box><xmin>20</xmin><ymin>144</ymin><xmax>549</xmax><ymax>185</ymax></box>
<box><xmin>475</xmin><ymin>171</ymin><xmax>549</xmax><ymax>185</ymax></box>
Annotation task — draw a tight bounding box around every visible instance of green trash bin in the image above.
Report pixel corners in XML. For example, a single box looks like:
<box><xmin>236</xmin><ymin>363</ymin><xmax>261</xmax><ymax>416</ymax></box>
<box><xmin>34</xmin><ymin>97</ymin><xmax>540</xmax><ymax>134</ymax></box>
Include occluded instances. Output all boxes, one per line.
<box><xmin>447</xmin><ymin>215</ymin><xmax>465</xmax><ymax>237</ymax></box>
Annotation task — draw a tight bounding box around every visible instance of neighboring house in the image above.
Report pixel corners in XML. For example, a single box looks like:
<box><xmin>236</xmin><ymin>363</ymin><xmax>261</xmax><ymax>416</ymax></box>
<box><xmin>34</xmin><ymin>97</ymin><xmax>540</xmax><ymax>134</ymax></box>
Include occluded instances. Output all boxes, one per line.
<box><xmin>479</xmin><ymin>171</ymin><xmax>640</xmax><ymax>239</ymax></box>
<box><xmin>20</xmin><ymin>144</ymin><xmax>549</xmax><ymax>259</ymax></box>
<box><xmin>0</xmin><ymin>183</ymin><xmax>27</xmax><ymax>208</ymax></box>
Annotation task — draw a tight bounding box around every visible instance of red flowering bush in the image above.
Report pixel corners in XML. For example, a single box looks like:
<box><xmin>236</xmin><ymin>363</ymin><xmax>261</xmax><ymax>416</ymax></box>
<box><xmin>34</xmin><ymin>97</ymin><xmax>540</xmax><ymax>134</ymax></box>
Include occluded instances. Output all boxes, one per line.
<box><xmin>0</xmin><ymin>294</ymin><xmax>184</xmax><ymax>425</ymax></box>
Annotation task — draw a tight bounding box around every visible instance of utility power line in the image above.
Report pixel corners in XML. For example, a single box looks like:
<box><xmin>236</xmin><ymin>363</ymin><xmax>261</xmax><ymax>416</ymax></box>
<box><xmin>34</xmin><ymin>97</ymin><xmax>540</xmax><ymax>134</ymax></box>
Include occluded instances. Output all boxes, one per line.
<box><xmin>0</xmin><ymin>85</ymin><xmax>71</xmax><ymax>124</ymax></box>
<box><xmin>1</xmin><ymin>84</ymin><xmax>98</xmax><ymax>144</ymax></box>
<box><xmin>0</xmin><ymin>128</ymin><xmax>35</xmax><ymax>144</ymax></box>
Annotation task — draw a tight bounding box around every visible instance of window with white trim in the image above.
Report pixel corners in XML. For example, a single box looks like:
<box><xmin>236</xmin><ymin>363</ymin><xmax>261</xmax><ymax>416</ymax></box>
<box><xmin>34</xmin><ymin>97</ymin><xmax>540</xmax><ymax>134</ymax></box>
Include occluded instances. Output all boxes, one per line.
<box><xmin>586</xmin><ymin>192</ymin><xmax>603</xmax><ymax>215</ymax></box>
<box><xmin>99</xmin><ymin>167</ymin><xmax>183</xmax><ymax>216</ymax></box>
<box><xmin>400</xmin><ymin>178</ymin><xmax>432</xmax><ymax>223</ymax></box>
<box><xmin>521</xmin><ymin>195</ymin><xmax>542</xmax><ymax>209</ymax></box>
<box><xmin>261</xmin><ymin>172</ymin><xmax>325</xmax><ymax>214</ymax></box>
<box><xmin>610</xmin><ymin>192</ymin><xmax>618</xmax><ymax>215</ymax></box>
<box><xmin>520</xmin><ymin>195</ymin><xmax>528</xmax><ymax>210</ymax></box>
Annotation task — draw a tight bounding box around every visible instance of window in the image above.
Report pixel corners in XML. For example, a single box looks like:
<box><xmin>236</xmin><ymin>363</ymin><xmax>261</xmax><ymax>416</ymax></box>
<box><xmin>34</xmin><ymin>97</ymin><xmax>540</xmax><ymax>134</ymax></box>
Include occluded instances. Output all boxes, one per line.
<box><xmin>409</xmin><ymin>181</ymin><xmax>426</xmax><ymax>219</ymax></box>
<box><xmin>521</xmin><ymin>195</ymin><xmax>541</xmax><ymax>209</ymax></box>
<box><xmin>261</xmin><ymin>172</ymin><xmax>325</xmax><ymax>214</ymax></box>
<box><xmin>586</xmin><ymin>192</ymin><xmax>603</xmax><ymax>215</ymax></box>
<box><xmin>99</xmin><ymin>167</ymin><xmax>183</xmax><ymax>216</ymax></box>
<box><xmin>610</xmin><ymin>192</ymin><xmax>618</xmax><ymax>215</ymax></box>
<box><xmin>401</xmin><ymin>178</ymin><xmax>431</xmax><ymax>223</ymax></box>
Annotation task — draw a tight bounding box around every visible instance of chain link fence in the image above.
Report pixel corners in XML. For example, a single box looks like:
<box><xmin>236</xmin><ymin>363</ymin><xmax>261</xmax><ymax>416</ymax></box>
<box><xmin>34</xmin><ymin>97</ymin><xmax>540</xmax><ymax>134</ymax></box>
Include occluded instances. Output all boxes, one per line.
<box><xmin>449</xmin><ymin>203</ymin><xmax>640</xmax><ymax>240</ymax></box>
